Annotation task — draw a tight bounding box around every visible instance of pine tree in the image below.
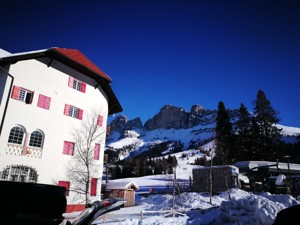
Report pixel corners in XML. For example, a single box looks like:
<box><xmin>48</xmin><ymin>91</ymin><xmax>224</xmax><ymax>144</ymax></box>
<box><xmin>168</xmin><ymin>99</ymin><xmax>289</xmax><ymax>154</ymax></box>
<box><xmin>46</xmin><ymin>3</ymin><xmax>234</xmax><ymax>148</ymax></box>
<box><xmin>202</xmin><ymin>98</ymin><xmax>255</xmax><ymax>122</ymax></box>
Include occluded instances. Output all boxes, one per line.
<box><xmin>215</xmin><ymin>101</ymin><xmax>235</xmax><ymax>165</ymax></box>
<box><xmin>248</xmin><ymin>117</ymin><xmax>261</xmax><ymax>160</ymax></box>
<box><xmin>235</xmin><ymin>103</ymin><xmax>253</xmax><ymax>160</ymax></box>
<box><xmin>253</xmin><ymin>89</ymin><xmax>282</xmax><ymax>160</ymax></box>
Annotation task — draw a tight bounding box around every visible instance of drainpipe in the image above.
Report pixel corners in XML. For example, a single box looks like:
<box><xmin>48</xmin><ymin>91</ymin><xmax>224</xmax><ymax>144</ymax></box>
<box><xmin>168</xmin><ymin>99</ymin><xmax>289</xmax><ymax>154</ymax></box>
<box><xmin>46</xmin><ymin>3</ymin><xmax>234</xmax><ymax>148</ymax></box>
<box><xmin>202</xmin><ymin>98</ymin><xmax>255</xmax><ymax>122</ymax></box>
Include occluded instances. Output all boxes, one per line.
<box><xmin>0</xmin><ymin>66</ymin><xmax>14</xmax><ymax>136</ymax></box>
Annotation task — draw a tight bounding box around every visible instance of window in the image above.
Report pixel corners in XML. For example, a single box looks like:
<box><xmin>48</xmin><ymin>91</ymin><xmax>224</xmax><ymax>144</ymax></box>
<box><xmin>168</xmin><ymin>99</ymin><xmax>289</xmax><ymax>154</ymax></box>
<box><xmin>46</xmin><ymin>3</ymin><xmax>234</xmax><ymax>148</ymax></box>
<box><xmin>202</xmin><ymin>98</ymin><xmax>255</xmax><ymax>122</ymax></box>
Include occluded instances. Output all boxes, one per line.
<box><xmin>94</xmin><ymin>143</ymin><xmax>100</xmax><ymax>160</ymax></box>
<box><xmin>97</xmin><ymin>115</ymin><xmax>103</xmax><ymax>126</ymax></box>
<box><xmin>11</xmin><ymin>85</ymin><xmax>34</xmax><ymax>104</ymax></box>
<box><xmin>37</xmin><ymin>94</ymin><xmax>51</xmax><ymax>110</ymax></box>
<box><xmin>90</xmin><ymin>178</ymin><xmax>97</xmax><ymax>196</ymax></box>
<box><xmin>8</xmin><ymin>126</ymin><xmax>25</xmax><ymax>145</ymax></box>
<box><xmin>0</xmin><ymin>165</ymin><xmax>38</xmax><ymax>183</ymax></box>
<box><xmin>63</xmin><ymin>141</ymin><xmax>75</xmax><ymax>156</ymax></box>
<box><xmin>64</xmin><ymin>104</ymin><xmax>83</xmax><ymax>120</ymax></box>
<box><xmin>29</xmin><ymin>130</ymin><xmax>43</xmax><ymax>148</ymax></box>
<box><xmin>58</xmin><ymin>181</ymin><xmax>70</xmax><ymax>196</ymax></box>
<box><xmin>68</xmin><ymin>77</ymin><xmax>86</xmax><ymax>93</ymax></box>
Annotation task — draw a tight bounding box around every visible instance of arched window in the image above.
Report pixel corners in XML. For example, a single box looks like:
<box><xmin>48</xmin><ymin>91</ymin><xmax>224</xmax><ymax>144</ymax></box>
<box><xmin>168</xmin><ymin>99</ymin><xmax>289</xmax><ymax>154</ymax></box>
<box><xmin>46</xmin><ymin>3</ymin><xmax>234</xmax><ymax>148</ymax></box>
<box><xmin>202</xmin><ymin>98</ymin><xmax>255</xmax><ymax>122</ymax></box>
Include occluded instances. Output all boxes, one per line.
<box><xmin>8</xmin><ymin>126</ymin><xmax>25</xmax><ymax>145</ymax></box>
<box><xmin>0</xmin><ymin>165</ymin><xmax>38</xmax><ymax>183</ymax></box>
<box><xmin>29</xmin><ymin>130</ymin><xmax>44</xmax><ymax>148</ymax></box>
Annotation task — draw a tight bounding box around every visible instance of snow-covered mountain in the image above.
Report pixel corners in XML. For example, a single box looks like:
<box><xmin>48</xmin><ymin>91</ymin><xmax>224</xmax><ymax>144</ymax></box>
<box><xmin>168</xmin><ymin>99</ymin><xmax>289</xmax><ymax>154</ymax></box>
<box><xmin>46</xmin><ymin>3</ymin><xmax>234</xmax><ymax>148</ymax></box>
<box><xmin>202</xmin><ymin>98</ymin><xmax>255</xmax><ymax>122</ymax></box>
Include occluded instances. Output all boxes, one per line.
<box><xmin>106</xmin><ymin>104</ymin><xmax>300</xmax><ymax>160</ymax></box>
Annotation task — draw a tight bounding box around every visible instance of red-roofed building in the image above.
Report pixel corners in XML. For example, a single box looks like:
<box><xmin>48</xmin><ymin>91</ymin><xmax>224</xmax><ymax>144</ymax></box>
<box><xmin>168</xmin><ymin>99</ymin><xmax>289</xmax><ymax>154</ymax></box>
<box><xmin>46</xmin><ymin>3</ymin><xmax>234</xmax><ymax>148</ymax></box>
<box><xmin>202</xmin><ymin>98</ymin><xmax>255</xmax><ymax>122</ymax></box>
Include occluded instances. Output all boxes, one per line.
<box><xmin>0</xmin><ymin>47</ymin><xmax>122</xmax><ymax>211</ymax></box>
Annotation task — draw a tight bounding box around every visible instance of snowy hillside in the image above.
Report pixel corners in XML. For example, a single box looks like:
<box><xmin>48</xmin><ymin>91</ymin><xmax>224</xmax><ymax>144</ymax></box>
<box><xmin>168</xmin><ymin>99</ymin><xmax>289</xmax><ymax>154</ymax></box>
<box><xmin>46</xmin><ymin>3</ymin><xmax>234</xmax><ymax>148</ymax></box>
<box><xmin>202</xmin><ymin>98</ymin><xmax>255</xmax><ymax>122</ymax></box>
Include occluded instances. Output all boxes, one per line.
<box><xmin>106</xmin><ymin>123</ymin><xmax>300</xmax><ymax>160</ymax></box>
<box><xmin>105</xmin><ymin>149</ymin><xmax>205</xmax><ymax>188</ymax></box>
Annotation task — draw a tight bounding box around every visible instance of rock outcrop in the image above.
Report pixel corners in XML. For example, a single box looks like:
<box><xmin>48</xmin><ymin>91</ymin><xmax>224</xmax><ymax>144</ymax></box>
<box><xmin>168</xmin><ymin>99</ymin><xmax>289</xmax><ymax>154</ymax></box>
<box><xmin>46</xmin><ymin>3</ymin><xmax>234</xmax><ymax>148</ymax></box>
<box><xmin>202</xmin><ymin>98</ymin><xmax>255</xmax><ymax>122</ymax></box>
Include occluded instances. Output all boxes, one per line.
<box><xmin>109</xmin><ymin>104</ymin><xmax>218</xmax><ymax>133</ymax></box>
<box><xmin>144</xmin><ymin>105</ymin><xmax>188</xmax><ymax>130</ymax></box>
<box><xmin>109</xmin><ymin>114</ymin><xmax>143</xmax><ymax>133</ymax></box>
<box><xmin>188</xmin><ymin>105</ymin><xmax>216</xmax><ymax>127</ymax></box>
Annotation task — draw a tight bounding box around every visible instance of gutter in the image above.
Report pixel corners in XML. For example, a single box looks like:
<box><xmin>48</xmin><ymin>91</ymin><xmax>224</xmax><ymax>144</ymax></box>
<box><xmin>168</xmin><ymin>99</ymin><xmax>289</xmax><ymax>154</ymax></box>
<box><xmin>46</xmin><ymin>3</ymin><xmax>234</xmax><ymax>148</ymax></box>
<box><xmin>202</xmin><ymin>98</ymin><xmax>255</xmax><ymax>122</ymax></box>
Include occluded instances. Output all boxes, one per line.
<box><xmin>0</xmin><ymin>66</ymin><xmax>14</xmax><ymax>136</ymax></box>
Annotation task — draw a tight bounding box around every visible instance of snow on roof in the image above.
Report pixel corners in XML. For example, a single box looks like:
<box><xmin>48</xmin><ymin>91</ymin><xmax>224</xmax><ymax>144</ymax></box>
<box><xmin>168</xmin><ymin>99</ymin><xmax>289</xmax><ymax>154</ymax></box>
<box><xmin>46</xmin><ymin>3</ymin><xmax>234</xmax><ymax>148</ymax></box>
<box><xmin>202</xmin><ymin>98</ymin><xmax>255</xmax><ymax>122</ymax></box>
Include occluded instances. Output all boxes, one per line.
<box><xmin>0</xmin><ymin>49</ymin><xmax>12</xmax><ymax>57</ymax></box>
<box><xmin>106</xmin><ymin>181</ymin><xmax>139</xmax><ymax>190</ymax></box>
<box><xmin>0</xmin><ymin>48</ymin><xmax>48</xmax><ymax>57</ymax></box>
<box><xmin>193</xmin><ymin>165</ymin><xmax>238</xmax><ymax>170</ymax></box>
<box><xmin>234</xmin><ymin>161</ymin><xmax>277</xmax><ymax>169</ymax></box>
<box><xmin>234</xmin><ymin>161</ymin><xmax>300</xmax><ymax>174</ymax></box>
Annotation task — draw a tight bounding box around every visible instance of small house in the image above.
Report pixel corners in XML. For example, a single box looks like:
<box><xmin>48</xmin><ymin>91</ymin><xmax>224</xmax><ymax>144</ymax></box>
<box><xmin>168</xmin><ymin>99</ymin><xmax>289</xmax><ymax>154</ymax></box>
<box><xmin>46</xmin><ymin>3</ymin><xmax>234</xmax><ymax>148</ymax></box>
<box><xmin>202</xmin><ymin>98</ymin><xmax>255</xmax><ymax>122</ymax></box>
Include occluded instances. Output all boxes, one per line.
<box><xmin>105</xmin><ymin>181</ymin><xmax>139</xmax><ymax>207</ymax></box>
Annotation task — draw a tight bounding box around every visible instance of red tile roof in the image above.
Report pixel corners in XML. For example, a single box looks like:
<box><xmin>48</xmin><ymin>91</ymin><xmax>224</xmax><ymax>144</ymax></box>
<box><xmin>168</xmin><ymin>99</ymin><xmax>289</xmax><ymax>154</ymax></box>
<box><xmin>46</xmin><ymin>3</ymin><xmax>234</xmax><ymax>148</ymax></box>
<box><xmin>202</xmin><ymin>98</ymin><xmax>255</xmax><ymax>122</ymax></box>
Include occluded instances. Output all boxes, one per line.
<box><xmin>0</xmin><ymin>47</ymin><xmax>122</xmax><ymax>114</ymax></box>
<box><xmin>53</xmin><ymin>48</ymin><xmax>112</xmax><ymax>82</ymax></box>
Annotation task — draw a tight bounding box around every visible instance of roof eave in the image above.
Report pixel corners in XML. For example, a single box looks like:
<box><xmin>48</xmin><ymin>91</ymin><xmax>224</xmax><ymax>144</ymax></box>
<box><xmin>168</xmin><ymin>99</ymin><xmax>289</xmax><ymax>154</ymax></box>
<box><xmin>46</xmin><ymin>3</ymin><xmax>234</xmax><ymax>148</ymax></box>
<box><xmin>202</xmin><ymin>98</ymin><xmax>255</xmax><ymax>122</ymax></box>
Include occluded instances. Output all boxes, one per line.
<box><xmin>102</xmin><ymin>83</ymin><xmax>123</xmax><ymax>115</ymax></box>
<box><xmin>0</xmin><ymin>48</ymin><xmax>123</xmax><ymax>114</ymax></box>
<box><xmin>47</xmin><ymin>48</ymin><xmax>123</xmax><ymax>114</ymax></box>
<box><xmin>0</xmin><ymin>50</ymin><xmax>47</xmax><ymax>65</ymax></box>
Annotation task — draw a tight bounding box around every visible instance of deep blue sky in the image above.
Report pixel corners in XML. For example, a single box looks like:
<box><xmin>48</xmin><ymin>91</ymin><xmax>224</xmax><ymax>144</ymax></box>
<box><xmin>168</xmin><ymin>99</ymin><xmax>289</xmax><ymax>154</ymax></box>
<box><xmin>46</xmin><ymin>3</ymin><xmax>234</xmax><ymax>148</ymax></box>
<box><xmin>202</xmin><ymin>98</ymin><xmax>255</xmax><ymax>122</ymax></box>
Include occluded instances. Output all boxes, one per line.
<box><xmin>1</xmin><ymin>0</ymin><xmax>299</xmax><ymax>127</ymax></box>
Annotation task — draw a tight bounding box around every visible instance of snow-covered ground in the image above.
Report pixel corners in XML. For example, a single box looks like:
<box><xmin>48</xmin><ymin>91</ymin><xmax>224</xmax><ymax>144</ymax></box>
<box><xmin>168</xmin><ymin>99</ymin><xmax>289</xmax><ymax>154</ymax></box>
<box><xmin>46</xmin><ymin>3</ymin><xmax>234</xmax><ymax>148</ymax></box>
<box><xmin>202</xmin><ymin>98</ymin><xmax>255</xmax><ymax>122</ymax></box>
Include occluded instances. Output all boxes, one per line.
<box><xmin>95</xmin><ymin>189</ymin><xmax>298</xmax><ymax>225</ymax></box>
<box><xmin>62</xmin><ymin>149</ymin><xmax>300</xmax><ymax>225</ymax></box>
<box><xmin>63</xmin><ymin>185</ymin><xmax>299</xmax><ymax>225</ymax></box>
<box><xmin>72</xmin><ymin>124</ymin><xmax>300</xmax><ymax>225</ymax></box>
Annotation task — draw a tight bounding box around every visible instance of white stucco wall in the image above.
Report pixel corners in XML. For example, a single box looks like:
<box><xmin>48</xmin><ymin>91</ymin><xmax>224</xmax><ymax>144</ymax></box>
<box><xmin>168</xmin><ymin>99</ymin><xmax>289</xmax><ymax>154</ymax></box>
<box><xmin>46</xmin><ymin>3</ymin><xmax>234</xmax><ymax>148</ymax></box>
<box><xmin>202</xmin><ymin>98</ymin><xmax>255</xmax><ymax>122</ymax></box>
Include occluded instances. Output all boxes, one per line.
<box><xmin>0</xmin><ymin>58</ymin><xmax>109</xmax><ymax>204</ymax></box>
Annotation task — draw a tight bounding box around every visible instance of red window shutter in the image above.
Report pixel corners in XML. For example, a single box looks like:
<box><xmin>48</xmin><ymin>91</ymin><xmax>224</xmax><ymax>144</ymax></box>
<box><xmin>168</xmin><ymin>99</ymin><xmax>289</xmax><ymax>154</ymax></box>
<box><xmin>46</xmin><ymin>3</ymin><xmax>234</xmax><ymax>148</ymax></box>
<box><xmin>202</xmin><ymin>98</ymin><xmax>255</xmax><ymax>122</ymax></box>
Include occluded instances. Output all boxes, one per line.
<box><xmin>37</xmin><ymin>94</ymin><xmax>44</xmax><ymax>108</ymax></box>
<box><xmin>97</xmin><ymin>115</ymin><xmax>103</xmax><ymax>126</ymax></box>
<box><xmin>94</xmin><ymin>144</ymin><xmax>100</xmax><ymax>160</ymax></box>
<box><xmin>90</xmin><ymin>178</ymin><xmax>97</xmax><ymax>196</ymax></box>
<box><xmin>11</xmin><ymin>86</ymin><xmax>21</xmax><ymax>99</ymax></box>
<box><xmin>69</xmin><ymin>142</ymin><xmax>75</xmax><ymax>155</ymax></box>
<box><xmin>44</xmin><ymin>96</ymin><xmax>51</xmax><ymax>110</ymax></box>
<box><xmin>81</xmin><ymin>83</ymin><xmax>86</xmax><ymax>93</ymax></box>
<box><xmin>64</xmin><ymin>104</ymin><xmax>70</xmax><ymax>115</ymax></box>
<box><xmin>58</xmin><ymin>181</ymin><xmax>70</xmax><ymax>196</ymax></box>
<box><xmin>63</xmin><ymin>141</ymin><xmax>75</xmax><ymax>155</ymax></box>
<box><xmin>63</xmin><ymin>141</ymin><xmax>69</xmax><ymax>154</ymax></box>
<box><xmin>68</xmin><ymin>77</ymin><xmax>74</xmax><ymax>88</ymax></box>
<box><xmin>38</xmin><ymin>94</ymin><xmax>51</xmax><ymax>110</ymax></box>
<box><xmin>78</xmin><ymin>109</ymin><xmax>83</xmax><ymax>120</ymax></box>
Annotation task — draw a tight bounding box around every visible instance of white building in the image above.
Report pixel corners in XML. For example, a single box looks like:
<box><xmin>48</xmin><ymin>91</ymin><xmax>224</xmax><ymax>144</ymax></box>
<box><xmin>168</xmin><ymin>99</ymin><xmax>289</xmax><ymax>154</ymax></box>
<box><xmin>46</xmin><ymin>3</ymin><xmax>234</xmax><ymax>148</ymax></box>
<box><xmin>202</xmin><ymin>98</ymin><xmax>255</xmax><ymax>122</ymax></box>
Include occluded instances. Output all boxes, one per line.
<box><xmin>0</xmin><ymin>47</ymin><xmax>122</xmax><ymax>212</ymax></box>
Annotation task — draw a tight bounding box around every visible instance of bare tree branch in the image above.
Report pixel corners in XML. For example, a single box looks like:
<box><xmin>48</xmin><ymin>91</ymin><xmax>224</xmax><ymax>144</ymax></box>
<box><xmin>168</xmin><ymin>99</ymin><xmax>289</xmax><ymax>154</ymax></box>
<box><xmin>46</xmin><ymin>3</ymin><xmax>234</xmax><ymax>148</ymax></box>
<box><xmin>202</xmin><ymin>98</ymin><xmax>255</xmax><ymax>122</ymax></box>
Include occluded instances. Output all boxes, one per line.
<box><xmin>65</xmin><ymin>109</ymin><xmax>106</xmax><ymax>205</ymax></box>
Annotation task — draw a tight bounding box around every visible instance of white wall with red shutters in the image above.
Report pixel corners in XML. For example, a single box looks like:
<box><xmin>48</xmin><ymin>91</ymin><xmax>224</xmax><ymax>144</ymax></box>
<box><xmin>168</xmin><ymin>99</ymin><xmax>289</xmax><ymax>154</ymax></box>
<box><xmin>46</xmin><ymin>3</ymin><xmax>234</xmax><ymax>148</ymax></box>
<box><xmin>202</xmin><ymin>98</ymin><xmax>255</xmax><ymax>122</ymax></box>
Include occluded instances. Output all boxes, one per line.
<box><xmin>0</xmin><ymin>58</ymin><xmax>108</xmax><ymax>206</ymax></box>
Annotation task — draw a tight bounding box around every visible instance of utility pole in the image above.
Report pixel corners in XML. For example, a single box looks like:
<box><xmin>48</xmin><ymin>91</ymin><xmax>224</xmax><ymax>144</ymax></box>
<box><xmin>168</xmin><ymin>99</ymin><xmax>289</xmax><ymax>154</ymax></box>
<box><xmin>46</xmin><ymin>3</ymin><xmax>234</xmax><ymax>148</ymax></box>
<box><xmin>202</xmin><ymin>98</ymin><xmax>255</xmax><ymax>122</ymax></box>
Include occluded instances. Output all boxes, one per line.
<box><xmin>283</xmin><ymin>155</ymin><xmax>291</xmax><ymax>183</ymax></box>
<box><xmin>104</xmin><ymin>154</ymin><xmax>109</xmax><ymax>184</ymax></box>
<box><xmin>209</xmin><ymin>157</ymin><xmax>213</xmax><ymax>205</ymax></box>
<box><xmin>172</xmin><ymin>166</ymin><xmax>176</xmax><ymax>217</ymax></box>
<box><xmin>283</xmin><ymin>155</ymin><xmax>292</xmax><ymax>195</ymax></box>
<box><xmin>276</xmin><ymin>159</ymin><xmax>280</xmax><ymax>173</ymax></box>
<box><xmin>164</xmin><ymin>166</ymin><xmax>185</xmax><ymax>218</ymax></box>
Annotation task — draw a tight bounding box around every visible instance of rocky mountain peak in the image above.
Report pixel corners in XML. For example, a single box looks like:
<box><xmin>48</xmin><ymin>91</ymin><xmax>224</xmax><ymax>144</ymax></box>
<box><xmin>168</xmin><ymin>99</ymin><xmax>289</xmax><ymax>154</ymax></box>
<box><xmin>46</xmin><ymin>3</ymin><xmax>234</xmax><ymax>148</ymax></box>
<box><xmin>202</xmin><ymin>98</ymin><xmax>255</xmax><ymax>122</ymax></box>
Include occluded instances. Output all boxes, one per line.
<box><xmin>109</xmin><ymin>104</ymin><xmax>218</xmax><ymax>134</ymax></box>
<box><xmin>144</xmin><ymin>105</ymin><xmax>188</xmax><ymax>130</ymax></box>
<box><xmin>190</xmin><ymin>104</ymin><xmax>205</xmax><ymax>115</ymax></box>
<box><xmin>109</xmin><ymin>114</ymin><xmax>143</xmax><ymax>133</ymax></box>
<box><xmin>109</xmin><ymin>114</ymin><xmax>128</xmax><ymax>133</ymax></box>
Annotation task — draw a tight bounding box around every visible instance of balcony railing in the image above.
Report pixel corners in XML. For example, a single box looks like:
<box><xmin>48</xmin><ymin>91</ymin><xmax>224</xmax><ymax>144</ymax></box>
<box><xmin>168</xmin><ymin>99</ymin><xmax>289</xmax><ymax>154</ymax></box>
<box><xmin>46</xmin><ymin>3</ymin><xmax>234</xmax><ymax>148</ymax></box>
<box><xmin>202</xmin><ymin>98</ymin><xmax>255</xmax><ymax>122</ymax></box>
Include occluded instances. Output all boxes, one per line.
<box><xmin>6</xmin><ymin>144</ymin><xmax>43</xmax><ymax>158</ymax></box>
